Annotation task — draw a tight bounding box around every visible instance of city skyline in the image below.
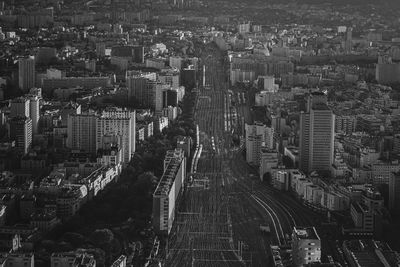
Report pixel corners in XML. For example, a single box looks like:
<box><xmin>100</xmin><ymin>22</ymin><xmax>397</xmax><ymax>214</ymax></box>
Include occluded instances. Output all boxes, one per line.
<box><xmin>0</xmin><ymin>0</ymin><xmax>400</xmax><ymax>266</ymax></box>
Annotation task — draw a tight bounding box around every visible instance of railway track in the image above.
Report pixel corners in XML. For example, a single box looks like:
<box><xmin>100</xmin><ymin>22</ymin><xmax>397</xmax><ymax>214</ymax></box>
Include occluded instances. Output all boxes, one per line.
<box><xmin>167</xmin><ymin>42</ymin><xmax>320</xmax><ymax>266</ymax></box>
<box><xmin>167</xmin><ymin>44</ymin><xmax>244</xmax><ymax>266</ymax></box>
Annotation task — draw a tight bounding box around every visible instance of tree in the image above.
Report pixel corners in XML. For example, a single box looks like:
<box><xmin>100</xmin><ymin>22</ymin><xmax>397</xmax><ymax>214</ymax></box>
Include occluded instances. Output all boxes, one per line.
<box><xmin>41</xmin><ymin>240</ymin><xmax>56</xmax><ymax>251</ymax></box>
<box><xmin>110</xmin><ymin>238</ymin><xmax>122</xmax><ymax>255</ymax></box>
<box><xmin>90</xmin><ymin>229</ymin><xmax>114</xmax><ymax>246</ymax></box>
<box><xmin>175</xmin><ymin>127</ymin><xmax>187</xmax><ymax>136</ymax></box>
<box><xmin>134</xmin><ymin>172</ymin><xmax>158</xmax><ymax>196</ymax></box>
<box><xmin>62</xmin><ymin>232</ymin><xmax>87</xmax><ymax>247</ymax></box>
<box><xmin>77</xmin><ymin>248</ymin><xmax>106</xmax><ymax>267</ymax></box>
<box><xmin>56</xmin><ymin>241</ymin><xmax>74</xmax><ymax>252</ymax></box>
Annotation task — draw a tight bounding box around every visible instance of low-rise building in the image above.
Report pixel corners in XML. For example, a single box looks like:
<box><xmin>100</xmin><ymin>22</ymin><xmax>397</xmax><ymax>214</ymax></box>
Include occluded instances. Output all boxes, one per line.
<box><xmin>177</xmin><ymin>136</ymin><xmax>192</xmax><ymax>158</ymax></box>
<box><xmin>305</xmin><ymin>185</ymin><xmax>324</xmax><ymax>207</ymax></box>
<box><xmin>30</xmin><ymin>210</ymin><xmax>60</xmax><ymax>231</ymax></box>
<box><xmin>284</xmin><ymin>147</ymin><xmax>299</xmax><ymax>168</ymax></box>
<box><xmin>343</xmin><ymin>240</ymin><xmax>400</xmax><ymax>267</ymax></box>
<box><xmin>56</xmin><ymin>186</ymin><xmax>87</xmax><ymax>220</ymax></box>
<box><xmin>162</xmin><ymin>106</ymin><xmax>178</xmax><ymax>121</ymax></box>
<box><xmin>361</xmin><ymin>188</ymin><xmax>384</xmax><ymax>211</ymax></box>
<box><xmin>370</xmin><ymin>161</ymin><xmax>400</xmax><ymax>184</ymax></box>
<box><xmin>350</xmin><ymin>202</ymin><xmax>375</xmax><ymax>233</ymax></box>
<box><xmin>259</xmin><ymin>148</ymin><xmax>278</xmax><ymax>181</ymax></box>
<box><xmin>0</xmin><ymin>233</ymin><xmax>20</xmax><ymax>252</ymax></box>
<box><xmin>42</xmin><ymin>76</ymin><xmax>112</xmax><ymax>93</ymax></box>
<box><xmin>294</xmin><ymin>178</ymin><xmax>313</xmax><ymax>199</ymax></box>
<box><xmin>111</xmin><ymin>255</ymin><xmax>127</xmax><ymax>267</ymax></box>
<box><xmin>321</xmin><ymin>191</ymin><xmax>349</xmax><ymax>211</ymax></box>
<box><xmin>0</xmin><ymin>253</ymin><xmax>34</xmax><ymax>267</ymax></box>
<box><xmin>272</xmin><ymin>170</ymin><xmax>290</xmax><ymax>191</ymax></box>
<box><xmin>154</xmin><ymin>116</ymin><xmax>169</xmax><ymax>133</ymax></box>
<box><xmin>51</xmin><ymin>252</ymin><xmax>96</xmax><ymax>267</ymax></box>
<box><xmin>292</xmin><ymin>227</ymin><xmax>321</xmax><ymax>267</ymax></box>
<box><xmin>97</xmin><ymin>146</ymin><xmax>123</xmax><ymax>168</ymax></box>
<box><xmin>136</xmin><ymin>121</ymin><xmax>153</xmax><ymax>140</ymax></box>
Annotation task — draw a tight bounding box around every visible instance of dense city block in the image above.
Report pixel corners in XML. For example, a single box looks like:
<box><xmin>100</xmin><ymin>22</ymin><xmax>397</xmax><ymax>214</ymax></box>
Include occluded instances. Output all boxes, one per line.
<box><xmin>0</xmin><ymin>0</ymin><xmax>400</xmax><ymax>266</ymax></box>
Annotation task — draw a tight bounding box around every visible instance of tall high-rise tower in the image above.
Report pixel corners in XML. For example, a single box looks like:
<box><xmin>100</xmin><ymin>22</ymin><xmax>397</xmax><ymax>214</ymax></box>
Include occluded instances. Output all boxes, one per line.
<box><xmin>10</xmin><ymin>97</ymin><xmax>29</xmax><ymax>118</ymax></box>
<box><xmin>299</xmin><ymin>92</ymin><xmax>334</xmax><ymax>174</ymax></box>
<box><xmin>389</xmin><ymin>172</ymin><xmax>400</xmax><ymax>214</ymax></box>
<box><xmin>9</xmin><ymin>116</ymin><xmax>32</xmax><ymax>155</ymax></box>
<box><xmin>96</xmin><ymin>108</ymin><xmax>136</xmax><ymax>164</ymax></box>
<box><xmin>125</xmin><ymin>71</ymin><xmax>158</xmax><ymax>108</ymax></box>
<box><xmin>245</xmin><ymin>122</ymin><xmax>274</xmax><ymax>166</ymax></box>
<box><xmin>10</xmin><ymin>96</ymin><xmax>40</xmax><ymax>134</ymax></box>
<box><xmin>28</xmin><ymin>95</ymin><xmax>40</xmax><ymax>134</ymax></box>
<box><xmin>67</xmin><ymin>113</ymin><xmax>97</xmax><ymax>153</ymax></box>
<box><xmin>18</xmin><ymin>57</ymin><xmax>35</xmax><ymax>92</ymax></box>
<box><xmin>345</xmin><ymin>27</ymin><xmax>353</xmax><ymax>54</ymax></box>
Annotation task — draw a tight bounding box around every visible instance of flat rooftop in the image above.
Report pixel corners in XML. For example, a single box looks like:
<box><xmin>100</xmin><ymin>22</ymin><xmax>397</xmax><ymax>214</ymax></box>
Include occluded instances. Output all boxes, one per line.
<box><xmin>293</xmin><ymin>227</ymin><xmax>320</xmax><ymax>240</ymax></box>
<box><xmin>111</xmin><ymin>255</ymin><xmax>127</xmax><ymax>266</ymax></box>
<box><xmin>154</xmin><ymin>158</ymin><xmax>182</xmax><ymax>196</ymax></box>
<box><xmin>260</xmin><ymin>147</ymin><xmax>277</xmax><ymax>153</ymax></box>
<box><xmin>352</xmin><ymin>202</ymin><xmax>368</xmax><ymax>213</ymax></box>
<box><xmin>343</xmin><ymin>240</ymin><xmax>398</xmax><ymax>267</ymax></box>
<box><xmin>285</xmin><ymin>146</ymin><xmax>299</xmax><ymax>155</ymax></box>
<box><xmin>311</xmin><ymin>92</ymin><xmax>325</xmax><ymax>96</ymax></box>
<box><xmin>312</xmin><ymin>103</ymin><xmax>331</xmax><ymax>110</ymax></box>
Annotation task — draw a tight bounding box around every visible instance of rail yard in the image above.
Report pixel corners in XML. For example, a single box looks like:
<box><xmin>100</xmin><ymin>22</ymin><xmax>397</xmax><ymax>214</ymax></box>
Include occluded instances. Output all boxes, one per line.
<box><xmin>166</xmin><ymin>43</ymin><xmax>320</xmax><ymax>266</ymax></box>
